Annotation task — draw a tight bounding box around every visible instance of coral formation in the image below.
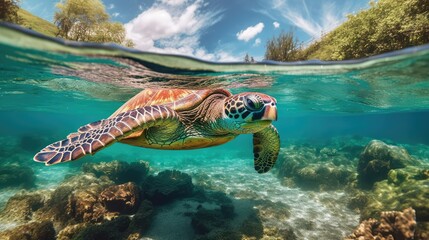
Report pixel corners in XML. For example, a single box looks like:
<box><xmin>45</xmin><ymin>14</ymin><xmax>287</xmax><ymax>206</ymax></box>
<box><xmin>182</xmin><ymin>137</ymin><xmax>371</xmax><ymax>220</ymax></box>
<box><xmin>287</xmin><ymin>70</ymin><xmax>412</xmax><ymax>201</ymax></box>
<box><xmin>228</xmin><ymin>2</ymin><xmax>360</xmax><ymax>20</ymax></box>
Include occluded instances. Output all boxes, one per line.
<box><xmin>345</xmin><ymin>141</ymin><xmax>429</xmax><ymax>239</ymax></box>
<box><xmin>142</xmin><ymin>170</ymin><xmax>194</xmax><ymax>205</ymax></box>
<box><xmin>0</xmin><ymin>169</ymin><xmax>148</xmax><ymax>238</ymax></box>
<box><xmin>34</xmin><ymin>173</ymin><xmax>114</xmax><ymax>228</ymax></box>
<box><xmin>357</xmin><ymin>140</ymin><xmax>418</xmax><ymax>188</ymax></box>
<box><xmin>66</xmin><ymin>185</ymin><xmax>107</xmax><ymax>223</ymax></box>
<box><xmin>0</xmin><ymin>164</ymin><xmax>204</xmax><ymax>239</ymax></box>
<box><xmin>346</xmin><ymin>208</ymin><xmax>416</xmax><ymax>240</ymax></box>
<box><xmin>360</xmin><ymin>166</ymin><xmax>429</xmax><ymax>222</ymax></box>
<box><xmin>276</xmin><ymin>139</ymin><xmax>429</xmax><ymax>238</ymax></box>
<box><xmin>100</xmin><ymin>182</ymin><xmax>141</xmax><ymax>215</ymax></box>
<box><xmin>73</xmin><ymin>216</ymin><xmax>131</xmax><ymax>240</ymax></box>
<box><xmin>0</xmin><ymin>191</ymin><xmax>45</xmax><ymax>223</ymax></box>
<box><xmin>1</xmin><ymin>138</ymin><xmax>425</xmax><ymax>240</ymax></box>
<box><xmin>67</xmin><ymin>182</ymin><xmax>141</xmax><ymax>223</ymax></box>
<box><xmin>82</xmin><ymin>160</ymin><xmax>150</xmax><ymax>184</ymax></box>
<box><xmin>56</xmin><ymin>223</ymin><xmax>89</xmax><ymax>240</ymax></box>
<box><xmin>0</xmin><ymin>221</ymin><xmax>56</xmax><ymax>240</ymax></box>
<box><xmin>415</xmin><ymin>222</ymin><xmax>429</xmax><ymax>240</ymax></box>
<box><xmin>276</xmin><ymin>145</ymin><xmax>356</xmax><ymax>190</ymax></box>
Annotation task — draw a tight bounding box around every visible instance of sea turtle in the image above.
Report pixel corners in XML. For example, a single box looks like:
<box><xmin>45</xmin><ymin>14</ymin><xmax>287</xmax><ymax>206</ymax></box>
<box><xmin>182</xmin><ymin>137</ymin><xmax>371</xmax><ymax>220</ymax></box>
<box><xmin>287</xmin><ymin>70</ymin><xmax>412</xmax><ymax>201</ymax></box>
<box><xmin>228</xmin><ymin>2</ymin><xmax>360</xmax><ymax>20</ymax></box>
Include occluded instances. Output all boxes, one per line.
<box><xmin>33</xmin><ymin>88</ymin><xmax>280</xmax><ymax>173</ymax></box>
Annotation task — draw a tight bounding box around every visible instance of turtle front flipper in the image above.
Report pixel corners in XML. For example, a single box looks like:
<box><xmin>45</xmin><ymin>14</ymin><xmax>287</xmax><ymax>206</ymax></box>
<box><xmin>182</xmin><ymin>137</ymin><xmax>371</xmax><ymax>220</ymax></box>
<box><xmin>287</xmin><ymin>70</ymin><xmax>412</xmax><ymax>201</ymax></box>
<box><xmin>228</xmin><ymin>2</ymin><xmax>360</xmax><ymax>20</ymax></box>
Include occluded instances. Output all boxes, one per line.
<box><xmin>34</xmin><ymin>105</ymin><xmax>181</xmax><ymax>165</ymax></box>
<box><xmin>253</xmin><ymin>124</ymin><xmax>280</xmax><ymax>173</ymax></box>
<box><xmin>66</xmin><ymin>119</ymin><xmax>105</xmax><ymax>138</ymax></box>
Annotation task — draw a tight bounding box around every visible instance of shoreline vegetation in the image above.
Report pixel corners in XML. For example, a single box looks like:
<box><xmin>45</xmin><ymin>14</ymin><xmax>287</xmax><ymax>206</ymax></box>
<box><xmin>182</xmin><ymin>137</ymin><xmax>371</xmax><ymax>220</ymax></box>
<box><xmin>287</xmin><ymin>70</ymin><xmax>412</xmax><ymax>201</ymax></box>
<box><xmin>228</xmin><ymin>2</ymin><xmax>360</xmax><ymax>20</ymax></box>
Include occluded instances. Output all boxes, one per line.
<box><xmin>264</xmin><ymin>0</ymin><xmax>429</xmax><ymax>61</ymax></box>
<box><xmin>1</xmin><ymin>0</ymin><xmax>133</xmax><ymax>48</ymax></box>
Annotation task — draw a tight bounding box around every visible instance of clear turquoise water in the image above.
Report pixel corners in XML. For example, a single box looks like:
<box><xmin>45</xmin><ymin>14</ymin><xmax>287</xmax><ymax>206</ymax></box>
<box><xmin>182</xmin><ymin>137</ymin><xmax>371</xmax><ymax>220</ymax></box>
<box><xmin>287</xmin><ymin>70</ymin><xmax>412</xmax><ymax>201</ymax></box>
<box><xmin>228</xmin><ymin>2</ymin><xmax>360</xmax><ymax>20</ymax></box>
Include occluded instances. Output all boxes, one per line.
<box><xmin>0</xmin><ymin>23</ymin><xmax>429</xmax><ymax>239</ymax></box>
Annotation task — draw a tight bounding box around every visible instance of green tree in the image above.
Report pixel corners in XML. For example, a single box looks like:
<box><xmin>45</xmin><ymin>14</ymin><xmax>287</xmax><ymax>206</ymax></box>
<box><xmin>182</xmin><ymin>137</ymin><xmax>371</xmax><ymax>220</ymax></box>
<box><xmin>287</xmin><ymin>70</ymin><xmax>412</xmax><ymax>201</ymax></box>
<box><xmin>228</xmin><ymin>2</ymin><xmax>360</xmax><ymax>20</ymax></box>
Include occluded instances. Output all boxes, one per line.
<box><xmin>264</xmin><ymin>31</ymin><xmax>300</xmax><ymax>61</ymax></box>
<box><xmin>304</xmin><ymin>0</ymin><xmax>429</xmax><ymax>60</ymax></box>
<box><xmin>0</xmin><ymin>0</ymin><xmax>21</xmax><ymax>24</ymax></box>
<box><xmin>54</xmin><ymin>0</ymin><xmax>134</xmax><ymax>47</ymax></box>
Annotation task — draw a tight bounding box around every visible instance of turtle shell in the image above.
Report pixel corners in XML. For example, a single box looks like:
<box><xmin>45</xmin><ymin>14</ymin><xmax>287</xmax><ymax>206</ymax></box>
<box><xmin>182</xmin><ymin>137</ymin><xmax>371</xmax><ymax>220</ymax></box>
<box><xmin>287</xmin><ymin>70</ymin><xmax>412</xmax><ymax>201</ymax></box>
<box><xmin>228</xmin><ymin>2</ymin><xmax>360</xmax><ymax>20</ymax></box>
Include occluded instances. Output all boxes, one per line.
<box><xmin>110</xmin><ymin>88</ymin><xmax>232</xmax><ymax>117</ymax></box>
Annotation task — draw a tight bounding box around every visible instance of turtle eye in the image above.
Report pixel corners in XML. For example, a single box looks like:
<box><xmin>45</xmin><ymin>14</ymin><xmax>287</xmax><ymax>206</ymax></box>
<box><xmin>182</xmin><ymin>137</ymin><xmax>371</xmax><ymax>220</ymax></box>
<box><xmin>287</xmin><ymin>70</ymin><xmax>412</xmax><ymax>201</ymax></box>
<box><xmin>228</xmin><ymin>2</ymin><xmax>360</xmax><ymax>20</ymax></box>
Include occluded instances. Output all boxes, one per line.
<box><xmin>244</xmin><ymin>95</ymin><xmax>263</xmax><ymax>111</ymax></box>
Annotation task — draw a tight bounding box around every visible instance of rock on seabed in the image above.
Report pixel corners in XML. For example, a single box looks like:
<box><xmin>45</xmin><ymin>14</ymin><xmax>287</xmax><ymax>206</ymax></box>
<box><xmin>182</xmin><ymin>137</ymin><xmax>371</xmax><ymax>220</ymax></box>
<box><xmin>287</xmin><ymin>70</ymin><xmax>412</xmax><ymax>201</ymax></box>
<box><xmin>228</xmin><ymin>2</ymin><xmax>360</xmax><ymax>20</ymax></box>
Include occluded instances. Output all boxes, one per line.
<box><xmin>142</xmin><ymin>170</ymin><xmax>194</xmax><ymax>205</ymax></box>
<box><xmin>357</xmin><ymin>140</ymin><xmax>418</xmax><ymax>188</ymax></box>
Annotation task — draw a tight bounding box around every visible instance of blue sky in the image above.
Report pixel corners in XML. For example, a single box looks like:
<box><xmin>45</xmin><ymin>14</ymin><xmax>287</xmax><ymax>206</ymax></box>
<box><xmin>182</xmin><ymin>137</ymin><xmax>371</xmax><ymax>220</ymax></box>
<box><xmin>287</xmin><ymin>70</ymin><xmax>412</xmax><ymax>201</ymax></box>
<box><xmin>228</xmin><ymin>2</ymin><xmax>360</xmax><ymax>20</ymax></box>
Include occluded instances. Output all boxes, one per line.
<box><xmin>21</xmin><ymin>0</ymin><xmax>371</xmax><ymax>62</ymax></box>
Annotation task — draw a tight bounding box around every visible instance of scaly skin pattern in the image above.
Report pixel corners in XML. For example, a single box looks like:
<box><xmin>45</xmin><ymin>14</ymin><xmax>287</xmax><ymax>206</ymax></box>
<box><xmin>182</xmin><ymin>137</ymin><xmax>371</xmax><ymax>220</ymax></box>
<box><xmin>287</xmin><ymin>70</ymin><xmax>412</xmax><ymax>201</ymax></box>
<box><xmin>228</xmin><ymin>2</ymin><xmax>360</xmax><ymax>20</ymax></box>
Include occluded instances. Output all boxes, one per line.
<box><xmin>34</xmin><ymin>88</ymin><xmax>280</xmax><ymax>173</ymax></box>
<box><xmin>34</xmin><ymin>105</ymin><xmax>181</xmax><ymax>165</ymax></box>
<box><xmin>253</xmin><ymin>125</ymin><xmax>280</xmax><ymax>173</ymax></box>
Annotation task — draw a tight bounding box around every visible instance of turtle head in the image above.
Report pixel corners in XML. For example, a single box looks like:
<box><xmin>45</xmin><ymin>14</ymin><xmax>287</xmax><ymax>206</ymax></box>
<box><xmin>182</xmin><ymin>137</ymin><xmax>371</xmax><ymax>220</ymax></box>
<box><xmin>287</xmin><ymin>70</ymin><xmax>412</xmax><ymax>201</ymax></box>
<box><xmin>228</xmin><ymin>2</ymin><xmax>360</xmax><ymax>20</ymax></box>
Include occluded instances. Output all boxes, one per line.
<box><xmin>222</xmin><ymin>92</ymin><xmax>277</xmax><ymax>133</ymax></box>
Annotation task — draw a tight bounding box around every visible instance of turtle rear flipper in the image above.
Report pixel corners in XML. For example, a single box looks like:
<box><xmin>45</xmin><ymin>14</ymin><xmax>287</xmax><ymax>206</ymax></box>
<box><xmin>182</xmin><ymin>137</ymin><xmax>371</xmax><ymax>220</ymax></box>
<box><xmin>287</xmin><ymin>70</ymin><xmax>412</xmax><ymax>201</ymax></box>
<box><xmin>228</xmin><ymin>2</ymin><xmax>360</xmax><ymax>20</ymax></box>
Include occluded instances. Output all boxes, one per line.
<box><xmin>34</xmin><ymin>105</ymin><xmax>180</xmax><ymax>165</ymax></box>
<box><xmin>253</xmin><ymin>125</ymin><xmax>280</xmax><ymax>173</ymax></box>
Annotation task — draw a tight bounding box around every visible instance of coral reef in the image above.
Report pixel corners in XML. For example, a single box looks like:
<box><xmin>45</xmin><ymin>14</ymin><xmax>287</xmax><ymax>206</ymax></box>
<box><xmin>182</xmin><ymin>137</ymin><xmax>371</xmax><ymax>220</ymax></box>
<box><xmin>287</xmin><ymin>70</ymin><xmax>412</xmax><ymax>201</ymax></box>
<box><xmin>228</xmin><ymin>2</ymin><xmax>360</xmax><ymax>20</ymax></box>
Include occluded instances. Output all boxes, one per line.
<box><xmin>275</xmin><ymin>139</ymin><xmax>429</xmax><ymax>238</ymax></box>
<box><xmin>276</xmin><ymin>145</ymin><xmax>357</xmax><ymax>190</ymax></box>
<box><xmin>33</xmin><ymin>173</ymin><xmax>114</xmax><ymax>228</ymax></box>
<box><xmin>359</xmin><ymin>166</ymin><xmax>429</xmax><ymax>222</ymax></box>
<box><xmin>0</xmin><ymin>221</ymin><xmax>56</xmax><ymax>240</ymax></box>
<box><xmin>346</xmin><ymin>208</ymin><xmax>416</xmax><ymax>240</ymax></box>
<box><xmin>66</xmin><ymin>185</ymin><xmax>107</xmax><ymax>223</ymax></box>
<box><xmin>73</xmin><ymin>216</ymin><xmax>131</xmax><ymax>240</ymax></box>
<box><xmin>67</xmin><ymin>181</ymin><xmax>141</xmax><ymax>223</ymax></box>
<box><xmin>0</xmin><ymin>165</ymin><xmax>35</xmax><ymax>189</ymax></box>
<box><xmin>344</xmin><ymin>141</ymin><xmax>429</xmax><ymax>239</ymax></box>
<box><xmin>142</xmin><ymin>170</ymin><xmax>194</xmax><ymax>205</ymax></box>
<box><xmin>0</xmin><ymin>191</ymin><xmax>46</xmax><ymax>224</ymax></box>
<box><xmin>415</xmin><ymin>222</ymin><xmax>429</xmax><ymax>240</ymax></box>
<box><xmin>82</xmin><ymin>160</ymin><xmax>150</xmax><ymax>184</ymax></box>
<box><xmin>0</xmin><ymin>164</ymin><xmax>203</xmax><ymax>239</ymax></box>
<box><xmin>66</xmin><ymin>198</ymin><xmax>154</xmax><ymax>239</ymax></box>
<box><xmin>3</xmin><ymin>139</ymin><xmax>426</xmax><ymax>240</ymax></box>
<box><xmin>0</xmin><ymin>170</ymin><xmax>148</xmax><ymax>239</ymax></box>
<box><xmin>56</xmin><ymin>223</ymin><xmax>89</xmax><ymax>240</ymax></box>
<box><xmin>357</xmin><ymin>140</ymin><xmax>418</xmax><ymax>188</ymax></box>
<box><xmin>100</xmin><ymin>182</ymin><xmax>141</xmax><ymax>215</ymax></box>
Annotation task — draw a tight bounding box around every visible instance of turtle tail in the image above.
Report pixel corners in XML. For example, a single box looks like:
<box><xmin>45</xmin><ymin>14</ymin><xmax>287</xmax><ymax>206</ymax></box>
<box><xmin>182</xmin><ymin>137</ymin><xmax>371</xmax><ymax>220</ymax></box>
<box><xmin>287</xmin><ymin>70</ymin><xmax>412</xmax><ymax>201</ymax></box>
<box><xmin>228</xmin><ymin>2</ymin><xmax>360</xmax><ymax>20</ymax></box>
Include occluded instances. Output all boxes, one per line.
<box><xmin>34</xmin><ymin>105</ymin><xmax>179</xmax><ymax>165</ymax></box>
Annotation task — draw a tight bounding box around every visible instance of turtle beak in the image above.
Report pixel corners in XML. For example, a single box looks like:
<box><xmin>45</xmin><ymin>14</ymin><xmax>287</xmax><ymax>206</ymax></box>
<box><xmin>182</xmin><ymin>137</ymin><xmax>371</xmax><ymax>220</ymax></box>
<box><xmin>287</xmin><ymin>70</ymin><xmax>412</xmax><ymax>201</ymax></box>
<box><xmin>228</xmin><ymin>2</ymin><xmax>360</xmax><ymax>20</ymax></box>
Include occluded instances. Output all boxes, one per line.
<box><xmin>261</xmin><ymin>105</ymin><xmax>277</xmax><ymax>121</ymax></box>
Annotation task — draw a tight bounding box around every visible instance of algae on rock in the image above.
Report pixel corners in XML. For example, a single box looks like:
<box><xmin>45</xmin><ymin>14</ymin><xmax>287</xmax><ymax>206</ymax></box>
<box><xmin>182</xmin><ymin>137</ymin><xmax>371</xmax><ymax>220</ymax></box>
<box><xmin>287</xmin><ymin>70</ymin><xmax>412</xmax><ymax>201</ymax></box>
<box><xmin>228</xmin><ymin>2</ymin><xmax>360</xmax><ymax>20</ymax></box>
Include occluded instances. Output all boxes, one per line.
<box><xmin>357</xmin><ymin>140</ymin><xmax>419</xmax><ymax>188</ymax></box>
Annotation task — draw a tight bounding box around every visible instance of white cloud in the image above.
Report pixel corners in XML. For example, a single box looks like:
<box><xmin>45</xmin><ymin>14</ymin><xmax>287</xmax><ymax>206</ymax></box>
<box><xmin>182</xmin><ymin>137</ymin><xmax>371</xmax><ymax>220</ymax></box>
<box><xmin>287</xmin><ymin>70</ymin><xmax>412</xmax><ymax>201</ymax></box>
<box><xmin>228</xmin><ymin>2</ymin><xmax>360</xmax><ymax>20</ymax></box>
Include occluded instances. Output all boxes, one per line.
<box><xmin>270</xmin><ymin>0</ymin><xmax>364</xmax><ymax>40</ymax></box>
<box><xmin>213</xmin><ymin>51</ymin><xmax>241</xmax><ymax>62</ymax></box>
<box><xmin>273</xmin><ymin>21</ymin><xmax>280</xmax><ymax>28</ymax></box>
<box><xmin>138</xmin><ymin>5</ymin><xmax>143</xmax><ymax>11</ymax></box>
<box><xmin>236</xmin><ymin>22</ymin><xmax>264</xmax><ymax>42</ymax></box>
<box><xmin>125</xmin><ymin>0</ymin><xmax>237</xmax><ymax>62</ymax></box>
<box><xmin>160</xmin><ymin>0</ymin><xmax>187</xmax><ymax>5</ymax></box>
<box><xmin>112</xmin><ymin>12</ymin><xmax>120</xmax><ymax>17</ymax></box>
<box><xmin>253</xmin><ymin>38</ymin><xmax>261</xmax><ymax>46</ymax></box>
<box><xmin>108</xmin><ymin>3</ymin><xmax>115</xmax><ymax>9</ymax></box>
